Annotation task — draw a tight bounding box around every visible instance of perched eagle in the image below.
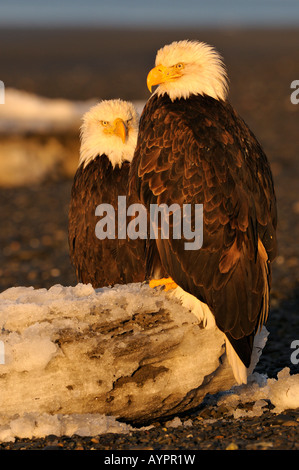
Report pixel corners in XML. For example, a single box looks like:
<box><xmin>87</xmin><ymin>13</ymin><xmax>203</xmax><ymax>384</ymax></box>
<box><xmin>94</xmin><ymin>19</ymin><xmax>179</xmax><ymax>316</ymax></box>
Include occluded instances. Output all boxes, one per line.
<box><xmin>129</xmin><ymin>40</ymin><xmax>277</xmax><ymax>384</ymax></box>
<box><xmin>68</xmin><ymin>99</ymin><xmax>146</xmax><ymax>288</ymax></box>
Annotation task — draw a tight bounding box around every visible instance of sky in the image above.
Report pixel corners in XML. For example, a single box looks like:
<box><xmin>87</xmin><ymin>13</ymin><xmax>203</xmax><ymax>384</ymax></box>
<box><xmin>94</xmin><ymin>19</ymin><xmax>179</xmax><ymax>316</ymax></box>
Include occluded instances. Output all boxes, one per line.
<box><xmin>0</xmin><ymin>0</ymin><xmax>298</xmax><ymax>28</ymax></box>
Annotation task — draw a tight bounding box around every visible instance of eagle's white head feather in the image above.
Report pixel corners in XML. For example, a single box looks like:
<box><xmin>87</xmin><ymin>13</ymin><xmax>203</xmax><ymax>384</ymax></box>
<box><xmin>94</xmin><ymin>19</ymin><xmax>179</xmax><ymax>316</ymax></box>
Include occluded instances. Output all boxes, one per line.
<box><xmin>79</xmin><ymin>99</ymin><xmax>139</xmax><ymax>168</ymax></box>
<box><xmin>148</xmin><ymin>40</ymin><xmax>228</xmax><ymax>102</ymax></box>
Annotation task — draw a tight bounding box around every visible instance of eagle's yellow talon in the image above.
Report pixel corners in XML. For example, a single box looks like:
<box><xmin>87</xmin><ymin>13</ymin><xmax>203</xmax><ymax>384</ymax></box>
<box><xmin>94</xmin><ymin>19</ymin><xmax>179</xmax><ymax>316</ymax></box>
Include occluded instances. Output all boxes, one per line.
<box><xmin>163</xmin><ymin>281</ymin><xmax>178</xmax><ymax>291</ymax></box>
<box><xmin>149</xmin><ymin>277</ymin><xmax>178</xmax><ymax>291</ymax></box>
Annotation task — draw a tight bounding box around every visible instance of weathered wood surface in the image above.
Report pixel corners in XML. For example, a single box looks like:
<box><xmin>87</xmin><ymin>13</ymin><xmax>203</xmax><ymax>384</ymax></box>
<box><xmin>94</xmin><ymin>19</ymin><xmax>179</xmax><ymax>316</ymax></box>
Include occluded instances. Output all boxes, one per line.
<box><xmin>0</xmin><ymin>283</ymin><xmax>266</xmax><ymax>424</ymax></box>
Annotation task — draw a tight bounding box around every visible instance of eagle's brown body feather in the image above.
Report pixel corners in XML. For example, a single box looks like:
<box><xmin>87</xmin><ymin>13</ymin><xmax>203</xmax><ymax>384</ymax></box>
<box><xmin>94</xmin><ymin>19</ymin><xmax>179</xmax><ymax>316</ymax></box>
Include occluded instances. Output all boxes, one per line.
<box><xmin>69</xmin><ymin>155</ymin><xmax>146</xmax><ymax>288</ymax></box>
<box><xmin>129</xmin><ymin>92</ymin><xmax>277</xmax><ymax>367</ymax></box>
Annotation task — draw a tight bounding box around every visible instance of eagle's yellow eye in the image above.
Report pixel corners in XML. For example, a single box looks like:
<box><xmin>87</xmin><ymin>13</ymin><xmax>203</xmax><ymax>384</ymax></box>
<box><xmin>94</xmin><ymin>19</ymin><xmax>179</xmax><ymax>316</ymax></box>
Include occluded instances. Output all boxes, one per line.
<box><xmin>175</xmin><ymin>63</ymin><xmax>184</xmax><ymax>70</ymax></box>
<box><xmin>101</xmin><ymin>121</ymin><xmax>109</xmax><ymax>127</ymax></box>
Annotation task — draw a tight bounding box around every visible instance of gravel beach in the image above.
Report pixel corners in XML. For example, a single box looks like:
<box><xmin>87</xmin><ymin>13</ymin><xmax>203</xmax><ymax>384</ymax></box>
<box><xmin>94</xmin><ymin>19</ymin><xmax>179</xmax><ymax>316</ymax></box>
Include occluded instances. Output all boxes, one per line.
<box><xmin>0</xmin><ymin>27</ymin><xmax>298</xmax><ymax>450</ymax></box>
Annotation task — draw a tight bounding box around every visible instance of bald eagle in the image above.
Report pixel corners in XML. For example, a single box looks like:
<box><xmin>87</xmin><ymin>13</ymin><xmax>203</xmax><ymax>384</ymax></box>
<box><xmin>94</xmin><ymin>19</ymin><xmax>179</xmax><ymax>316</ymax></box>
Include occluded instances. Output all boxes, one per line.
<box><xmin>129</xmin><ymin>40</ymin><xmax>277</xmax><ymax>384</ymax></box>
<box><xmin>68</xmin><ymin>99</ymin><xmax>146</xmax><ymax>288</ymax></box>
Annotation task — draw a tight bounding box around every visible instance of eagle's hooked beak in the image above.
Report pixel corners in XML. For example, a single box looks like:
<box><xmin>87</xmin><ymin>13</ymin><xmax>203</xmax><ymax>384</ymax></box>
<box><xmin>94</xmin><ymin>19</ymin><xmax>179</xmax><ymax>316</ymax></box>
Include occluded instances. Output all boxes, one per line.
<box><xmin>147</xmin><ymin>64</ymin><xmax>184</xmax><ymax>92</ymax></box>
<box><xmin>112</xmin><ymin>118</ymin><xmax>127</xmax><ymax>143</ymax></box>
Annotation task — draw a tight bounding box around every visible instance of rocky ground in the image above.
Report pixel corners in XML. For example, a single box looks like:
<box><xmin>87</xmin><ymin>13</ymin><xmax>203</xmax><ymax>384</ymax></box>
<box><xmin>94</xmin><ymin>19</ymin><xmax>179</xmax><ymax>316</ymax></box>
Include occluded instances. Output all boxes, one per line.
<box><xmin>0</xmin><ymin>409</ymin><xmax>298</xmax><ymax>451</ymax></box>
<box><xmin>0</xmin><ymin>27</ymin><xmax>298</xmax><ymax>450</ymax></box>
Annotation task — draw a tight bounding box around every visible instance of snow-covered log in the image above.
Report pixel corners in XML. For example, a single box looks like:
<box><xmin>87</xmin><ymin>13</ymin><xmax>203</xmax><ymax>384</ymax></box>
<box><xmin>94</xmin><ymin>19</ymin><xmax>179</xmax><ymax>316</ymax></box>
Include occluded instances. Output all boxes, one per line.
<box><xmin>0</xmin><ymin>283</ymin><xmax>267</xmax><ymax>424</ymax></box>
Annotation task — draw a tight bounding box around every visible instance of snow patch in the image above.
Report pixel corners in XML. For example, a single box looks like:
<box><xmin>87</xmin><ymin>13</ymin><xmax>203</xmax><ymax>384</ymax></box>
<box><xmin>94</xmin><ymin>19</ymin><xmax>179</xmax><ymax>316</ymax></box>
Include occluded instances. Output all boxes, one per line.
<box><xmin>217</xmin><ymin>368</ymin><xmax>299</xmax><ymax>418</ymax></box>
<box><xmin>267</xmin><ymin>368</ymin><xmax>299</xmax><ymax>413</ymax></box>
<box><xmin>0</xmin><ymin>89</ymin><xmax>146</xmax><ymax>187</ymax></box>
<box><xmin>0</xmin><ymin>413</ymin><xmax>138</xmax><ymax>443</ymax></box>
<box><xmin>0</xmin><ymin>88</ymin><xmax>145</xmax><ymax>134</ymax></box>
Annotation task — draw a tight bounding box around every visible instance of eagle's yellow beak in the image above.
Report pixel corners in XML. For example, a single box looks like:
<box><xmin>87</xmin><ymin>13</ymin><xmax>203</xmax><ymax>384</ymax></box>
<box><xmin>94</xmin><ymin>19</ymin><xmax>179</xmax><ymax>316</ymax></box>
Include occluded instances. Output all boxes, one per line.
<box><xmin>147</xmin><ymin>64</ymin><xmax>184</xmax><ymax>92</ymax></box>
<box><xmin>112</xmin><ymin>118</ymin><xmax>127</xmax><ymax>143</ymax></box>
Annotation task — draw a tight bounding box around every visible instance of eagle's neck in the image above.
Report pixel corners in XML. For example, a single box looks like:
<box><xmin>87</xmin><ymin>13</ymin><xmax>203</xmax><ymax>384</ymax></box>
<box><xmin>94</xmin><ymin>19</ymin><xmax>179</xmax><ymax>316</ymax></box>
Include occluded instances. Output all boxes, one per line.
<box><xmin>79</xmin><ymin>146</ymin><xmax>127</xmax><ymax>169</ymax></box>
<box><xmin>79</xmin><ymin>129</ymin><xmax>137</xmax><ymax>169</ymax></box>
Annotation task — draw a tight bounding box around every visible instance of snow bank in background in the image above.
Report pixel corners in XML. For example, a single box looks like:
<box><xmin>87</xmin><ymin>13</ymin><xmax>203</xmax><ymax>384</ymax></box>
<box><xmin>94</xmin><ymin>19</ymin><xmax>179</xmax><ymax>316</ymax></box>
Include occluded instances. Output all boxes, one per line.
<box><xmin>0</xmin><ymin>283</ymin><xmax>298</xmax><ymax>442</ymax></box>
<box><xmin>0</xmin><ymin>88</ymin><xmax>145</xmax><ymax>134</ymax></box>
<box><xmin>0</xmin><ymin>89</ymin><xmax>93</xmax><ymax>134</ymax></box>
<box><xmin>0</xmin><ymin>89</ymin><xmax>146</xmax><ymax>186</ymax></box>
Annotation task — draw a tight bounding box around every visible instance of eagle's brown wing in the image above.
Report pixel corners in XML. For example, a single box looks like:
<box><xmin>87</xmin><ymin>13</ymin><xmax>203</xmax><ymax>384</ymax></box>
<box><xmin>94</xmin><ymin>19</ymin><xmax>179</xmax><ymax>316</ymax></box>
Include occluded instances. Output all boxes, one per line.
<box><xmin>69</xmin><ymin>156</ymin><xmax>146</xmax><ymax>288</ymax></box>
<box><xmin>129</xmin><ymin>93</ymin><xmax>277</xmax><ymax>367</ymax></box>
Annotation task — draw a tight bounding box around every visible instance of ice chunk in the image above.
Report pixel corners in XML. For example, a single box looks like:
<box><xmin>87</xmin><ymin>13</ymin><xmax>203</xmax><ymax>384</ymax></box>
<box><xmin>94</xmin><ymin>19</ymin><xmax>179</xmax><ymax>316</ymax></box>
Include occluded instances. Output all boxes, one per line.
<box><xmin>0</xmin><ymin>413</ymin><xmax>135</xmax><ymax>443</ymax></box>
<box><xmin>217</xmin><ymin>369</ymin><xmax>299</xmax><ymax>417</ymax></box>
<box><xmin>267</xmin><ymin>368</ymin><xmax>299</xmax><ymax>413</ymax></box>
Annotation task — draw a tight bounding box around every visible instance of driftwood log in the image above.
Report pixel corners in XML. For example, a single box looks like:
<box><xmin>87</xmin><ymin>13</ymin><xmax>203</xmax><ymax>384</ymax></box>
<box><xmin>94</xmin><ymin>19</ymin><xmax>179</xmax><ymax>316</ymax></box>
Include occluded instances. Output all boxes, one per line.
<box><xmin>0</xmin><ymin>283</ymin><xmax>267</xmax><ymax>424</ymax></box>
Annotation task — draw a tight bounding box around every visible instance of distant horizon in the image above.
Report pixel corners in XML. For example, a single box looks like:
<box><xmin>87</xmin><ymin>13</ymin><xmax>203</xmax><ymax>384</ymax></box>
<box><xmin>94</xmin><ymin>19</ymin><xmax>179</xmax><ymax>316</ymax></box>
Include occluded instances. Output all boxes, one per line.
<box><xmin>0</xmin><ymin>0</ymin><xmax>299</xmax><ymax>28</ymax></box>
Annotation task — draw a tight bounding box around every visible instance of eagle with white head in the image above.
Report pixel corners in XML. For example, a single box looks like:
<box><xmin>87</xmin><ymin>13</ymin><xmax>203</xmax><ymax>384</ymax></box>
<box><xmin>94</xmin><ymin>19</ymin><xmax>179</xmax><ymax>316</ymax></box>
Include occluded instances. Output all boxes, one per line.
<box><xmin>69</xmin><ymin>99</ymin><xmax>146</xmax><ymax>288</ymax></box>
<box><xmin>129</xmin><ymin>40</ymin><xmax>277</xmax><ymax>384</ymax></box>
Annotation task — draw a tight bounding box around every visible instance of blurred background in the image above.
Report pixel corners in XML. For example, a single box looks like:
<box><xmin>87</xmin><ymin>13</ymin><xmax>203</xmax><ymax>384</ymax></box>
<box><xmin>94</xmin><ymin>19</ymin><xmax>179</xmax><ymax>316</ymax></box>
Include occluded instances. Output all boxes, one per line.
<box><xmin>1</xmin><ymin>0</ymin><xmax>299</xmax><ymax>101</ymax></box>
<box><xmin>0</xmin><ymin>0</ymin><xmax>298</xmax><ymax>374</ymax></box>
